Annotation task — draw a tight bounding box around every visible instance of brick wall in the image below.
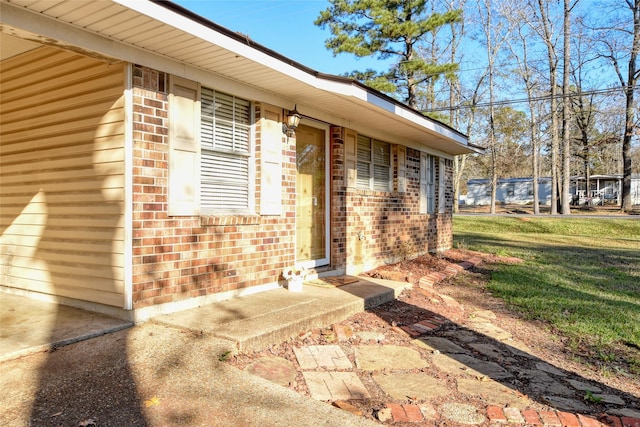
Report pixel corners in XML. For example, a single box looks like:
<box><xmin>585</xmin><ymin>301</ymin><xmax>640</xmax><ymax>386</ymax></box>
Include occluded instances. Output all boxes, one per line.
<box><xmin>130</xmin><ymin>65</ymin><xmax>454</xmax><ymax>309</ymax></box>
<box><xmin>330</xmin><ymin>127</ymin><xmax>453</xmax><ymax>275</ymax></box>
<box><xmin>131</xmin><ymin>65</ymin><xmax>295</xmax><ymax>309</ymax></box>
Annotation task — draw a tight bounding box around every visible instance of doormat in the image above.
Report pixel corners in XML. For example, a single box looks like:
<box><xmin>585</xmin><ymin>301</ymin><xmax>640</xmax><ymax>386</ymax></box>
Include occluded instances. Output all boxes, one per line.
<box><xmin>306</xmin><ymin>276</ymin><xmax>361</xmax><ymax>288</ymax></box>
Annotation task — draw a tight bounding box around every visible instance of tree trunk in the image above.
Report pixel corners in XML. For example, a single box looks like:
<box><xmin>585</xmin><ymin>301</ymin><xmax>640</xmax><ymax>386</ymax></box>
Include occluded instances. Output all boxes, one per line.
<box><xmin>621</xmin><ymin>0</ymin><xmax>639</xmax><ymax>212</ymax></box>
<box><xmin>561</xmin><ymin>0</ymin><xmax>572</xmax><ymax>215</ymax></box>
<box><xmin>537</xmin><ymin>0</ymin><xmax>560</xmax><ymax>215</ymax></box>
<box><xmin>485</xmin><ymin>1</ymin><xmax>498</xmax><ymax>214</ymax></box>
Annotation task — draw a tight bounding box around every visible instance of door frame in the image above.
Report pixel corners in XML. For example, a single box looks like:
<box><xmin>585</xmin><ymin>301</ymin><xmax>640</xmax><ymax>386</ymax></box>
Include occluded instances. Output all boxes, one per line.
<box><xmin>295</xmin><ymin>119</ymin><xmax>330</xmax><ymax>269</ymax></box>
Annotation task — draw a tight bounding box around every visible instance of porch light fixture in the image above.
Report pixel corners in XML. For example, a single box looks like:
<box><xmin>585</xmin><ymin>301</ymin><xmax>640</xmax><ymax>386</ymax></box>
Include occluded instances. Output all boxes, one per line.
<box><xmin>283</xmin><ymin>105</ymin><xmax>301</xmax><ymax>137</ymax></box>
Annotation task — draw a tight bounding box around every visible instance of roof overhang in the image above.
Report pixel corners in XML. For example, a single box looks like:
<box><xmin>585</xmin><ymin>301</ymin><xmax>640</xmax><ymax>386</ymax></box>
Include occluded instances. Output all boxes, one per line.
<box><xmin>0</xmin><ymin>0</ymin><xmax>480</xmax><ymax>156</ymax></box>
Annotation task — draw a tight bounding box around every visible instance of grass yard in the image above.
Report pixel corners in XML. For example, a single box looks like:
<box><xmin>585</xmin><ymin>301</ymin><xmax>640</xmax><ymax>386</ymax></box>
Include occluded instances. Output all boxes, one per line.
<box><xmin>453</xmin><ymin>215</ymin><xmax>640</xmax><ymax>372</ymax></box>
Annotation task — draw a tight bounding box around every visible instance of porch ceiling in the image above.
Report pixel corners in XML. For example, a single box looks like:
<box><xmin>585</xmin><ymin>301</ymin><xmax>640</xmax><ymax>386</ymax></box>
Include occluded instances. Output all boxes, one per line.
<box><xmin>0</xmin><ymin>0</ymin><xmax>478</xmax><ymax>155</ymax></box>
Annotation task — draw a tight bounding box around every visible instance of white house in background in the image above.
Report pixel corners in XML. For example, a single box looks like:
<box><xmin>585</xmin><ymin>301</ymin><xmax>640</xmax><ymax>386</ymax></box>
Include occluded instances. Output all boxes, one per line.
<box><xmin>465</xmin><ymin>175</ymin><xmax>640</xmax><ymax>207</ymax></box>
<box><xmin>465</xmin><ymin>178</ymin><xmax>552</xmax><ymax>206</ymax></box>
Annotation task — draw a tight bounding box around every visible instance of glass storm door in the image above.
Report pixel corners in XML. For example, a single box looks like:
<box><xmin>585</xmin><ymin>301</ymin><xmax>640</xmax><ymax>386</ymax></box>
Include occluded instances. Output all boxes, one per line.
<box><xmin>296</xmin><ymin>124</ymin><xmax>329</xmax><ymax>267</ymax></box>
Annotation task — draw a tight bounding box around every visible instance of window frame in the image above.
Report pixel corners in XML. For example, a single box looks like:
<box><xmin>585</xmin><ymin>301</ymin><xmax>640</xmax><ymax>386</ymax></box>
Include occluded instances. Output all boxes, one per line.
<box><xmin>199</xmin><ymin>86</ymin><xmax>255</xmax><ymax>215</ymax></box>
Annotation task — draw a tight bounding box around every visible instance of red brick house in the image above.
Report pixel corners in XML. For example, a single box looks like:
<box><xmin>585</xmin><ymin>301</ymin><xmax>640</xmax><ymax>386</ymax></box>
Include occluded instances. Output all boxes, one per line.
<box><xmin>0</xmin><ymin>0</ymin><xmax>478</xmax><ymax>321</ymax></box>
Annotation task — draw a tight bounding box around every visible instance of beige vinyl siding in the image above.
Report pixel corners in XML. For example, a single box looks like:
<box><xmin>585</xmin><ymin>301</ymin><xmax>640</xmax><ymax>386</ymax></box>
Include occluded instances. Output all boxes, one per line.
<box><xmin>0</xmin><ymin>46</ymin><xmax>126</xmax><ymax>307</ymax></box>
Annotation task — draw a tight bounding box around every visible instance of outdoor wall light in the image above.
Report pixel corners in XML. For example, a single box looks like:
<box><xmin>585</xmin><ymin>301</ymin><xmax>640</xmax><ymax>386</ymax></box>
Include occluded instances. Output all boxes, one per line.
<box><xmin>283</xmin><ymin>105</ymin><xmax>301</xmax><ymax>137</ymax></box>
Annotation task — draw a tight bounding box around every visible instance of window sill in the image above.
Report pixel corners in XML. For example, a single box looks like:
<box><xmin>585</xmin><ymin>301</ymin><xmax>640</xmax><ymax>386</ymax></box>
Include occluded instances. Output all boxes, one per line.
<box><xmin>200</xmin><ymin>215</ymin><xmax>260</xmax><ymax>226</ymax></box>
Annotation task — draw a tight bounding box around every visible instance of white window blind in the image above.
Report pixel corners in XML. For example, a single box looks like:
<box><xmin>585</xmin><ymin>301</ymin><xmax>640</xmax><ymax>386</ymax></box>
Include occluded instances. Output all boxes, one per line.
<box><xmin>356</xmin><ymin>135</ymin><xmax>391</xmax><ymax>191</ymax></box>
<box><xmin>356</xmin><ymin>135</ymin><xmax>371</xmax><ymax>189</ymax></box>
<box><xmin>200</xmin><ymin>87</ymin><xmax>253</xmax><ymax>212</ymax></box>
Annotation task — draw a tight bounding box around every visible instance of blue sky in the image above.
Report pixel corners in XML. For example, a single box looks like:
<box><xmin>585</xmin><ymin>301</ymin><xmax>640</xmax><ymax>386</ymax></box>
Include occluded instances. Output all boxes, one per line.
<box><xmin>172</xmin><ymin>0</ymin><xmax>391</xmax><ymax>76</ymax></box>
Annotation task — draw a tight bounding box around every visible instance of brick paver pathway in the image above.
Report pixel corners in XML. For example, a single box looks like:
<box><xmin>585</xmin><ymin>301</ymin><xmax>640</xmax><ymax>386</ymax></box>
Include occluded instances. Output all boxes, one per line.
<box><xmin>284</xmin><ymin>257</ymin><xmax>640</xmax><ymax>426</ymax></box>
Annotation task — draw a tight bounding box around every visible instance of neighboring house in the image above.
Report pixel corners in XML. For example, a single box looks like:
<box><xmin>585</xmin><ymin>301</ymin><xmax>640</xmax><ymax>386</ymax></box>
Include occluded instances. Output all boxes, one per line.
<box><xmin>0</xmin><ymin>0</ymin><xmax>478</xmax><ymax>321</ymax></box>
<box><xmin>466</xmin><ymin>178</ymin><xmax>552</xmax><ymax>206</ymax></box>
<box><xmin>633</xmin><ymin>174</ymin><xmax>640</xmax><ymax>205</ymax></box>
<box><xmin>571</xmin><ymin>174</ymin><xmax>629</xmax><ymax>206</ymax></box>
<box><xmin>465</xmin><ymin>175</ymin><xmax>640</xmax><ymax>207</ymax></box>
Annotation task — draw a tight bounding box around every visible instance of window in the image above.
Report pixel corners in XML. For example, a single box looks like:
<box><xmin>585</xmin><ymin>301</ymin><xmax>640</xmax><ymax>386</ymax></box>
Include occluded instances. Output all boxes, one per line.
<box><xmin>356</xmin><ymin>135</ymin><xmax>391</xmax><ymax>191</ymax></box>
<box><xmin>200</xmin><ymin>87</ymin><xmax>253</xmax><ymax>213</ymax></box>
<box><xmin>420</xmin><ymin>153</ymin><xmax>435</xmax><ymax>214</ymax></box>
<box><xmin>506</xmin><ymin>183</ymin><xmax>515</xmax><ymax>197</ymax></box>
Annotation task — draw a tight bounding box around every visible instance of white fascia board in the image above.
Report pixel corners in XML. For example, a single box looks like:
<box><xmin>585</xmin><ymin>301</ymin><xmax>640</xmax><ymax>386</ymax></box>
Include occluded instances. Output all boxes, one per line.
<box><xmin>317</xmin><ymin>83</ymin><xmax>470</xmax><ymax>149</ymax></box>
<box><xmin>115</xmin><ymin>0</ymin><xmax>319</xmax><ymax>85</ymax></box>
<box><xmin>390</xmin><ymin>101</ymin><xmax>468</xmax><ymax>147</ymax></box>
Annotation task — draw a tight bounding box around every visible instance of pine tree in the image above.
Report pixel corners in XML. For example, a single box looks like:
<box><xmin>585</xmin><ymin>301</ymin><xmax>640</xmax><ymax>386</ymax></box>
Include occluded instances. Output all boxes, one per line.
<box><xmin>315</xmin><ymin>0</ymin><xmax>462</xmax><ymax>109</ymax></box>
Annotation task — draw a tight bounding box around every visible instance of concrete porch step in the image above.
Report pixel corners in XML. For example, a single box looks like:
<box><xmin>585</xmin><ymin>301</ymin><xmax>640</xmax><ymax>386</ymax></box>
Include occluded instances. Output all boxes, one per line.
<box><xmin>152</xmin><ymin>277</ymin><xmax>411</xmax><ymax>352</ymax></box>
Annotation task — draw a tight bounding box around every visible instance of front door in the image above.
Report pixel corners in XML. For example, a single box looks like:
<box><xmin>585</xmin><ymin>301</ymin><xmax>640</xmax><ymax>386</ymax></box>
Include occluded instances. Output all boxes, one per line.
<box><xmin>296</xmin><ymin>124</ymin><xmax>329</xmax><ymax>267</ymax></box>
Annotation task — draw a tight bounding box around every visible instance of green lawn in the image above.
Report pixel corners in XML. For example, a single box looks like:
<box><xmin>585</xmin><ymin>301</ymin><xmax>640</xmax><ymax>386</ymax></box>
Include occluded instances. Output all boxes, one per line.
<box><xmin>453</xmin><ymin>215</ymin><xmax>640</xmax><ymax>370</ymax></box>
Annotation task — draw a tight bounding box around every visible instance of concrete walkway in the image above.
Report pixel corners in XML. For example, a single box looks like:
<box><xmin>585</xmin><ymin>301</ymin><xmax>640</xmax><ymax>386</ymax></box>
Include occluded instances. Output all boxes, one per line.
<box><xmin>0</xmin><ymin>293</ymin><xmax>132</xmax><ymax>362</ymax></box>
<box><xmin>152</xmin><ymin>276</ymin><xmax>410</xmax><ymax>352</ymax></box>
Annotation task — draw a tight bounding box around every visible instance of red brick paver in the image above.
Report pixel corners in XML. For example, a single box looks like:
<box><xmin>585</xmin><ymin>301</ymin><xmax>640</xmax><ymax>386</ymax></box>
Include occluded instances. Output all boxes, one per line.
<box><xmin>479</xmin><ymin>408</ymin><xmax>630</xmax><ymax>427</ymax></box>
<box><xmin>487</xmin><ymin>406</ymin><xmax>507</xmax><ymax>423</ymax></box>
<box><xmin>388</xmin><ymin>404</ymin><xmax>407</xmax><ymax>422</ymax></box>
<box><xmin>578</xmin><ymin>414</ymin><xmax>604</xmax><ymax>427</ymax></box>
<box><xmin>603</xmin><ymin>415</ymin><xmax>624</xmax><ymax>427</ymax></box>
<box><xmin>558</xmin><ymin>411</ymin><xmax>581</xmax><ymax>427</ymax></box>
<box><xmin>538</xmin><ymin>410</ymin><xmax>562</xmax><ymax>426</ymax></box>
<box><xmin>403</xmin><ymin>404</ymin><xmax>424</xmax><ymax>422</ymax></box>
<box><xmin>388</xmin><ymin>403</ymin><xmax>424</xmax><ymax>423</ymax></box>
<box><xmin>398</xmin><ymin>326</ymin><xmax>421</xmax><ymax>337</ymax></box>
<box><xmin>445</xmin><ymin>263</ymin><xmax>465</xmax><ymax>274</ymax></box>
<box><xmin>621</xmin><ymin>417</ymin><xmax>640</xmax><ymax>427</ymax></box>
<box><xmin>417</xmin><ymin>320</ymin><xmax>440</xmax><ymax>329</ymax></box>
<box><xmin>522</xmin><ymin>409</ymin><xmax>543</xmax><ymax>425</ymax></box>
<box><xmin>410</xmin><ymin>322</ymin><xmax>433</xmax><ymax>334</ymax></box>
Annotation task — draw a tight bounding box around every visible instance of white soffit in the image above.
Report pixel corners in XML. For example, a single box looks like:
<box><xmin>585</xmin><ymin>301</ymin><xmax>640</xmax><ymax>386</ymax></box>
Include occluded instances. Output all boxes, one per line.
<box><xmin>0</xmin><ymin>0</ymin><xmax>475</xmax><ymax>155</ymax></box>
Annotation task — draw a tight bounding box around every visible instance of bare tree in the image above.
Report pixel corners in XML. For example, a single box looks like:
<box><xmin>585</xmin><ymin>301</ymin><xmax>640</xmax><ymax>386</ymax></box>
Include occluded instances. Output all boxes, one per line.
<box><xmin>568</xmin><ymin>21</ymin><xmax>614</xmax><ymax>200</ymax></box>
<box><xmin>533</xmin><ymin>0</ymin><xmax>562</xmax><ymax>214</ymax></box>
<box><xmin>621</xmin><ymin>0</ymin><xmax>639</xmax><ymax>211</ymax></box>
<box><xmin>476</xmin><ymin>0</ymin><xmax>507</xmax><ymax>214</ymax></box>
<box><xmin>592</xmin><ymin>0</ymin><xmax>639</xmax><ymax>211</ymax></box>
<box><xmin>502</xmin><ymin>0</ymin><xmax>545</xmax><ymax>214</ymax></box>
<box><xmin>561</xmin><ymin>0</ymin><xmax>581</xmax><ymax>214</ymax></box>
<box><xmin>447</xmin><ymin>0</ymin><xmax>466</xmax><ymax>213</ymax></box>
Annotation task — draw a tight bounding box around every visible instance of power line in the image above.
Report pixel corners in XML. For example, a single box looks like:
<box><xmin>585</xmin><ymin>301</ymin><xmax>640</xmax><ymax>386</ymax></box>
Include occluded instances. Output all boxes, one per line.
<box><xmin>424</xmin><ymin>86</ymin><xmax>634</xmax><ymax>112</ymax></box>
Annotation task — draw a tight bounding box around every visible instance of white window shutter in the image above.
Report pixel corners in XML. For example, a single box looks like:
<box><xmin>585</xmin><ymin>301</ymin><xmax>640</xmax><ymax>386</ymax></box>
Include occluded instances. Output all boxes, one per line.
<box><xmin>169</xmin><ymin>76</ymin><xmax>200</xmax><ymax>216</ymax></box>
<box><xmin>420</xmin><ymin>153</ymin><xmax>428</xmax><ymax>214</ymax></box>
<box><xmin>344</xmin><ymin>129</ymin><xmax>358</xmax><ymax>188</ymax></box>
<box><xmin>397</xmin><ymin>146</ymin><xmax>406</xmax><ymax>192</ymax></box>
<box><xmin>260</xmin><ymin>105</ymin><xmax>283</xmax><ymax>215</ymax></box>
<box><xmin>439</xmin><ymin>158</ymin><xmax>446</xmax><ymax>213</ymax></box>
